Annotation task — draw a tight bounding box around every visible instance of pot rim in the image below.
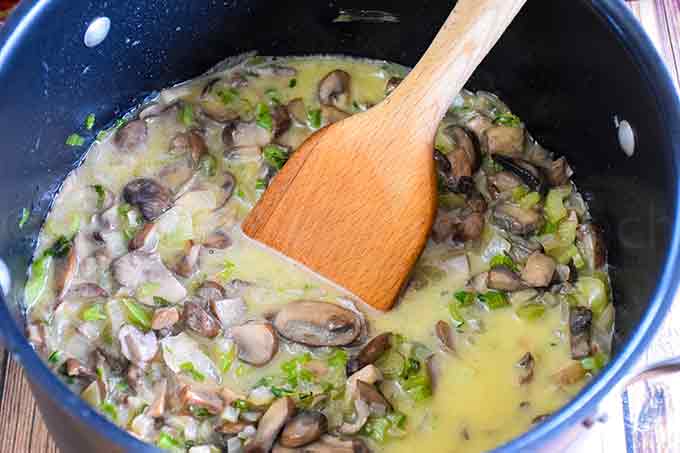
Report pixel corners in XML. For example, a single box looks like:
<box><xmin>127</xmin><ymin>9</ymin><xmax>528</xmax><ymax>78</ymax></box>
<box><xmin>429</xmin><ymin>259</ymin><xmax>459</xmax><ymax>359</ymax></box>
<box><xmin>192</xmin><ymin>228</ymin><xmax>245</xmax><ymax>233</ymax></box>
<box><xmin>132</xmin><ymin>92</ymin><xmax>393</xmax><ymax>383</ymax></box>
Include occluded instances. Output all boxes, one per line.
<box><xmin>1</xmin><ymin>0</ymin><xmax>679</xmax><ymax>452</ymax></box>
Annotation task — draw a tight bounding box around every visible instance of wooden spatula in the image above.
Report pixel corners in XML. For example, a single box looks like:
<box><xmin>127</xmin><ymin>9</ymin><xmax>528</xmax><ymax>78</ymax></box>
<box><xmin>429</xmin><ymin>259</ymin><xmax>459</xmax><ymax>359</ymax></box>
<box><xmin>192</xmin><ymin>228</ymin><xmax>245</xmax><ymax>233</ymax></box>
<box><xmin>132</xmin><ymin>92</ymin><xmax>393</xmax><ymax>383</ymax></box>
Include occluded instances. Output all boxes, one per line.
<box><xmin>243</xmin><ymin>0</ymin><xmax>527</xmax><ymax>311</ymax></box>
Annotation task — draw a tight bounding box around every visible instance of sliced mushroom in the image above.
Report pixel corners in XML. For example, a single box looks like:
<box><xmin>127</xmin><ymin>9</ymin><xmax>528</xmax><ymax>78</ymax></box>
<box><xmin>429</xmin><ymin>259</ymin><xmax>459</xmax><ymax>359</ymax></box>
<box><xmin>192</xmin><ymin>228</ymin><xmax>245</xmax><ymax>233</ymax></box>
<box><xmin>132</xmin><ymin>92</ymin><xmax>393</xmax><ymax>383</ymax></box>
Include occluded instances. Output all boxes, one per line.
<box><xmin>485</xmin><ymin>125</ymin><xmax>525</xmax><ymax>158</ymax></box>
<box><xmin>286</xmin><ymin>98</ymin><xmax>307</xmax><ymax>126</ymax></box>
<box><xmin>183</xmin><ymin>301</ymin><xmax>221</xmax><ymax>338</ymax></box>
<box><xmin>67</xmin><ymin>283</ymin><xmax>108</xmax><ymax>299</ymax></box>
<box><xmin>200</xmin><ymin>99</ymin><xmax>240</xmax><ymax>123</ymax></box>
<box><xmin>347</xmin><ymin>365</ymin><xmax>383</xmax><ymax>399</ymax></box>
<box><xmin>444</xmin><ymin>126</ymin><xmax>481</xmax><ymax>180</ymax></box>
<box><xmin>179</xmin><ymin>385</ymin><xmax>224</xmax><ymax>415</ymax></box>
<box><xmin>516</xmin><ymin>352</ymin><xmax>535</xmax><ymax>385</ymax></box>
<box><xmin>217</xmin><ymin>420</ymin><xmax>255</xmax><ymax>434</ymax></box>
<box><xmin>577</xmin><ymin>224</ymin><xmax>607</xmax><ymax>270</ymax></box>
<box><xmin>126</xmin><ymin>363</ymin><xmax>144</xmax><ymax>394</ymax></box>
<box><xmin>273</xmin><ymin>300</ymin><xmax>362</xmax><ymax>347</ymax></box>
<box><xmin>196</xmin><ymin>281</ymin><xmax>226</xmax><ymax>303</ymax></box>
<box><xmin>128</xmin><ymin>223</ymin><xmax>158</xmax><ymax>252</ymax></box>
<box><xmin>521</xmin><ymin>252</ymin><xmax>556</xmax><ymax>288</ymax></box>
<box><xmin>488</xmin><ymin>171</ymin><xmax>523</xmax><ymax>194</ymax></box>
<box><xmin>112</xmin><ymin>251</ymin><xmax>187</xmax><ymax>303</ymax></box>
<box><xmin>545</xmin><ymin>157</ymin><xmax>573</xmax><ymax>187</ymax></box>
<box><xmin>318</xmin><ymin>70</ymin><xmax>351</xmax><ymax>108</ymax></box>
<box><xmin>385</xmin><ymin>77</ymin><xmax>402</xmax><ymax>95</ymax></box>
<box><xmin>203</xmin><ymin>231</ymin><xmax>232</xmax><ymax>249</ymax></box>
<box><xmin>123</xmin><ymin>178</ymin><xmax>172</xmax><ymax>221</ymax></box>
<box><xmin>493</xmin><ymin>204</ymin><xmax>544</xmax><ymax>235</ymax></box>
<box><xmin>151</xmin><ymin>307</ymin><xmax>180</xmax><ymax>331</ymax></box>
<box><xmin>271</xmin><ymin>104</ymin><xmax>292</xmax><ymax>137</ymax></box>
<box><xmin>356</xmin><ymin>380</ymin><xmax>392</xmax><ymax>413</ymax></box>
<box><xmin>273</xmin><ymin>435</ymin><xmax>370</xmax><ymax>453</ymax></box>
<box><xmin>55</xmin><ymin>246</ymin><xmax>78</xmax><ymax>300</ymax></box>
<box><xmin>457</xmin><ymin>211</ymin><xmax>485</xmax><ymax>242</ymax></box>
<box><xmin>65</xmin><ymin>358</ymin><xmax>96</xmax><ymax>379</ymax></box>
<box><xmin>508</xmin><ymin>235</ymin><xmax>543</xmax><ymax>263</ymax></box>
<box><xmin>159</xmin><ymin>157</ymin><xmax>195</xmax><ymax>193</ymax></box>
<box><xmin>114</xmin><ymin>120</ymin><xmax>148</xmax><ymax>153</ymax></box>
<box><xmin>147</xmin><ymin>379</ymin><xmax>167</xmax><ymax>418</ymax></box>
<box><xmin>321</xmin><ymin>105</ymin><xmax>350</xmax><ymax>125</ymax></box>
<box><xmin>169</xmin><ymin>130</ymin><xmax>208</xmax><ymax>163</ymax></box>
<box><xmin>493</xmin><ymin>156</ymin><xmax>545</xmax><ymax>194</ymax></box>
<box><xmin>280</xmin><ymin>411</ymin><xmax>328</xmax><ymax>448</ymax></box>
<box><xmin>488</xmin><ymin>265</ymin><xmax>524</xmax><ymax>291</ymax></box>
<box><xmin>569</xmin><ymin>307</ymin><xmax>593</xmax><ymax>360</ymax></box>
<box><xmin>435</xmin><ymin>320</ymin><xmax>455</xmax><ymax>352</ymax></box>
<box><xmin>175</xmin><ymin>240</ymin><xmax>201</xmax><ymax>278</ymax></box>
<box><xmin>210</xmin><ymin>297</ymin><xmax>247</xmax><ymax>329</ymax></box>
<box><xmin>222</xmin><ymin>120</ymin><xmax>272</xmax><ymax>149</ymax></box>
<box><xmin>230</xmin><ymin>322</ymin><xmax>278</xmax><ymax>366</ymax></box>
<box><xmin>339</xmin><ymin>399</ymin><xmax>370</xmax><ymax>435</ymax></box>
<box><xmin>119</xmin><ymin>324</ymin><xmax>158</xmax><ymax>366</ymax></box>
<box><xmin>244</xmin><ymin>397</ymin><xmax>296</xmax><ymax>453</ymax></box>
<box><xmin>465</xmin><ymin>115</ymin><xmax>494</xmax><ymax>145</ymax></box>
<box><xmin>347</xmin><ymin>332</ymin><xmax>392</xmax><ymax>375</ymax></box>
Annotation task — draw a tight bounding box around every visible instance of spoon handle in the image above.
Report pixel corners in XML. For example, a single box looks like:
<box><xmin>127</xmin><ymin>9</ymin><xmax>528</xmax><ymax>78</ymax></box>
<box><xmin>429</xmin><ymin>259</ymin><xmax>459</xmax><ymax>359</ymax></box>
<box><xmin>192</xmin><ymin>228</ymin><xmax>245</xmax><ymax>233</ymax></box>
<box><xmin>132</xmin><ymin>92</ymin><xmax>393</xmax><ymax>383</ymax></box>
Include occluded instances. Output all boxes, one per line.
<box><xmin>383</xmin><ymin>0</ymin><xmax>527</xmax><ymax>139</ymax></box>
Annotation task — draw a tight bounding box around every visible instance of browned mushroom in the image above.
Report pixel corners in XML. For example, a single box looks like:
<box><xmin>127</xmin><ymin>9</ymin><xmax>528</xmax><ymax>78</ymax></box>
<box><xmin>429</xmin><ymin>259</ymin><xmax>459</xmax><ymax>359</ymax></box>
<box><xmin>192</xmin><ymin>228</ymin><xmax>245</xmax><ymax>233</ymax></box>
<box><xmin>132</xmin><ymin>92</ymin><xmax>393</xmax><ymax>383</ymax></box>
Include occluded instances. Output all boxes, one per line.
<box><xmin>147</xmin><ymin>379</ymin><xmax>167</xmax><ymax>418</ymax></box>
<box><xmin>230</xmin><ymin>322</ymin><xmax>278</xmax><ymax>366</ymax></box>
<box><xmin>273</xmin><ymin>435</ymin><xmax>371</xmax><ymax>453</ymax></box>
<box><xmin>516</xmin><ymin>352</ymin><xmax>535</xmax><ymax>385</ymax></box>
<box><xmin>569</xmin><ymin>307</ymin><xmax>592</xmax><ymax>360</ymax></box>
<box><xmin>196</xmin><ymin>281</ymin><xmax>226</xmax><ymax>303</ymax></box>
<box><xmin>493</xmin><ymin>156</ymin><xmax>546</xmax><ymax>194</ymax></box>
<box><xmin>577</xmin><ymin>224</ymin><xmax>607</xmax><ymax>270</ymax></box>
<box><xmin>55</xmin><ymin>246</ymin><xmax>78</xmax><ymax>300</ymax></box>
<box><xmin>465</xmin><ymin>115</ymin><xmax>494</xmax><ymax>145</ymax></box>
<box><xmin>320</xmin><ymin>105</ymin><xmax>350</xmax><ymax>125</ymax></box>
<box><xmin>347</xmin><ymin>332</ymin><xmax>392</xmax><ymax>375</ymax></box>
<box><xmin>273</xmin><ymin>301</ymin><xmax>362</xmax><ymax>347</ymax></box>
<box><xmin>179</xmin><ymin>385</ymin><xmax>224</xmax><ymax>415</ymax></box>
<box><xmin>183</xmin><ymin>301</ymin><xmax>221</xmax><ymax>338</ymax></box>
<box><xmin>355</xmin><ymin>380</ymin><xmax>392</xmax><ymax>414</ymax></box>
<box><xmin>67</xmin><ymin>283</ymin><xmax>109</xmax><ymax>299</ymax></box>
<box><xmin>112</xmin><ymin>251</ymin><xmax>187</xmax><ymax>303</ymax></box>
<box><xmin>217</xmin><ymin>420</ymin><xmax>255</xmax><ymax>434</ymax></box>
<box><xmin>123</xmin><ymin>178</ymin><xmax>172</xmax><ymax>221</ymax></box>
<box><xmin>174</xmin><ymin>240</ymin><xmax>201</xmax><ymax>278</ymax></box>
<box><xmin>126</xmin><ymin>364</ymin><xmax>144</xmax><ymax>394</ymax></box>
<box><xmin>65</xmin><ymin>358</ymin><xmax>96</xmax><ymax>379</ymax></box>
<box><xmin>151</xmin><ymin>306</ymin><xmax>180</xmax><ymax>331</ymax></box>
<box><xmin>287</xmin><ymin>98</ymin><xmax>307</xmax><ymax>125</ymax></box>
<box><xmin>545</xmin><ymin>157</ymin><xmax>573</xmax><ymax>187</ymax></box>
<box><xmin>521</xmin><ymin>252</ymin><xmax>556</xmax><ymax>288</ymax></box>
<box><xmin>128</xmin><ymin>223</ymin><xmax>159</xmax><ymax>252</ymax></box>
<box><xmin>280</xmin><ymin>411</ymin><xmax>328</xmax><ymax>448</ymax></box>
<box><xmin>169</xmin><ymin>130</ymin><xmax>208</xmax><ymax>164</ymax></box>
<box><xmin>26</xmin><ymin>323</ymin><xmax>47</xmax><ymax>348</ymax></box>
<box><xmin>457</xmin><ymin>211</ymin><xmax>485</xmax><ymax>241</ymax></box>
<box><xmin>222</xmin><ymin>119</ymin><xmax>272</xmax><ymax>149</ymax></box>
<box><xmin>203</xmin><ymin>231</ymin><xmax>232</xmax><ymax>249</ymax></box>
<box><xmin>114</xmin><ymin>120</ymin><xmax>148</xmax><ymax>153</ymax></box>
<box><xmin>488</xmin><ymin>171</ymin><xmax>522</xmax><ymax>195</ymax></box>
<box><xmin>244</xmin><ymin>396</ymin><xmax>296</xmax><ymax>453</ymax></box>
<box><xmin>435</xmin><ymin>320</ymin><xmax>456</xmax><ymax>352</ymax></box>
<box><xmin>339</xmin><ymin>399</ymin><xmax>370</xmax><ymax>435</ymax></box>
<box><xmin>210</xmin><ymin>297</ymin><xmax>247</xmax><ymax>328</ymax></box>
<box><xmin>318</xmin><ymin>70</ymin><xmax>351</xmax><ymax>108</ymax></box>
<box><xmin>347</xmin><ymin>365</ymin><xmax>383</xmax><ymax>399</ymax></box>
<box><xmin>118</xmin><ymin>324</ymin><xmax>158</xmax><ymax>366</ymax></box>
<box><xmin>444</xmin><ymin>126</ymin><xmax>481</xmax><ymax>179</ymax></box>
<box><xmin>385</xmin><ymin>77</ymin><xmax>402</xmax><ymax>95</ymax></box>
<box><xmin>271</xmin><ymin>104</ymin><xmax>292</xmax><ymax>137</ymax></box>
<box><xmin>488</xmin><ymin>265</ymin><xmax>524</xmax><ymax>291</ymax></box>
<box><xmin>493</xmin><ymin>204</ymin><xmax>544</xmax><ymax>235</ymax></box>
<box><xmin>485</xmin><ymin>125</ymin><xmax>525</xmax><ymax>158</ymax></box>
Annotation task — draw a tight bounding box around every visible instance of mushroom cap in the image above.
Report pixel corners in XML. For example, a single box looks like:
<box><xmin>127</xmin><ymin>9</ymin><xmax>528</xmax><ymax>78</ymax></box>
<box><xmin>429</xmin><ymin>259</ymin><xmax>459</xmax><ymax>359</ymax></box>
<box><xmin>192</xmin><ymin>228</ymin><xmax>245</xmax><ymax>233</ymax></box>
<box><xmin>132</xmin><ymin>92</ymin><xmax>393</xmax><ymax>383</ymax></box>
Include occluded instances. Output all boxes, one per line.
<box><xmin>280</xmin><ymin>411</ymin><xmax>328</xmax><ymax>448</ymax></box>
<box><xmin>123</xmin><ymin>178</ymin><xmax>172</xmax><ymax>221</ymax></box>
<box><xmin>273</xmin><ymin>300</ymin><xmax>362</xmax><ymax>347</ymax></box>
<box><xmin>230</xmin><ymin>322</ymin><xmax>279</xmax><ymax>366</ymax></box>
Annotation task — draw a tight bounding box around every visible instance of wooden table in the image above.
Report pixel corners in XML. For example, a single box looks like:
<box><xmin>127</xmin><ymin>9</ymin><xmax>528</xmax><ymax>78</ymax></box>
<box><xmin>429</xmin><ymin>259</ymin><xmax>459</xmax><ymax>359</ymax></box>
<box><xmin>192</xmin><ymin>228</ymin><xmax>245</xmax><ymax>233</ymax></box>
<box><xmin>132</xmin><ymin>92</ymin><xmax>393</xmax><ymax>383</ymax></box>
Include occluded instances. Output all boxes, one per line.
<box><xmin>1</xmin><ymin>1</ymin><xmax>680</xmax><ymax>452</ymax></box>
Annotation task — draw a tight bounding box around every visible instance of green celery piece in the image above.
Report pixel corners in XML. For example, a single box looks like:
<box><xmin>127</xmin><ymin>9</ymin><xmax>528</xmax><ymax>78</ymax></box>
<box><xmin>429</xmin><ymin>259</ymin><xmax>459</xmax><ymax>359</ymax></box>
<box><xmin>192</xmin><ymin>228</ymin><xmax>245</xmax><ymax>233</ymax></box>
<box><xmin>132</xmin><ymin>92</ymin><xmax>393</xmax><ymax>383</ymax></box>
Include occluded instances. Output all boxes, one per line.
<box><xmin>84</xmin><ymin>113</ymin><xmax>96</xmax><ymax>130</ymax></box>
<box><xmin>121</xmin><ymin>298</ymin><xmax>152</xmax><ymax>330</ymax></box>
<box><xmin>179</xmin><ymin>104</ymin><xmax>195</xmax><ymax>126</ymax></box>
<box><xmin>82</xmin><ymin>304</ymin><xmax>107</xmax><ymax>322</ymax></box>
<box><xmin>519</xmin><ymin>191</ymin><xmax>541</xmax><ymax>210</ymax></box>
<box><xmin>65</xmin><ymin>133</ymin><xmax>85</xmax><ymax>147</ymax></box>
<box><xmin>255</xmin><ymin>102</ymin><xmax>273</xmax><ymax>131</ymax></box>
<box><xmin>180</xmin><ymin>362</ymin><xmax>205</xmax><ymax>382</ymax></box>
<box><xmin>478</xmin><ymin>291</ymin><xmax>510</xmax><ymax>310</ymax></box>
<box><xmin>494</xmin><ymin>112</ymin><xmax>521</xmax><ymax>127</ymax></box>
<box><xmin>157</xmin><ymin>432</ymin><xmax>183</xmax><ymax>450</ymax></box>
<box><xmin>24</xmin><ymin>255</ymin><xmax>52</xmax><ymax>309</ymax></box>
<box><xmin>516</xmin><ymin>303</ymin><xmax>546</xmax><ymax>321</ymax></box>
<box><xmin>307</xmin><ymin>108</ymin><xmax>322</xmax><ymax>129</ymax></box>
<box><xmin>262</xmin><ymin>144</ymin><xmax>290</xmax><ymax>170</ymax></box>
<box><xmin>18</xmin><ymin>207</ymin><xmax>30</xmax><ymax>229</ymax></box>
<box><xmin>489</xmin><ymin>254</ymin><xmax>517</xmax><ymax>271</ymax></box>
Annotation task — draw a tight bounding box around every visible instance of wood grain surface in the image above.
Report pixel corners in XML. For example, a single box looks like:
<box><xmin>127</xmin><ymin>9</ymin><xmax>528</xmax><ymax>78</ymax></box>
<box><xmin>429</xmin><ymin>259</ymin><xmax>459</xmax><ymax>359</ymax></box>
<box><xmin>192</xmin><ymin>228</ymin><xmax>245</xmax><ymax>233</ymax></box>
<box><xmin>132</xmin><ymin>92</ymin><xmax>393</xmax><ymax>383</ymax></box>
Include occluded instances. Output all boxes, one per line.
<box><xmin>1</xmin><ymin>0</ymin><xmax>679</xmax><ymax>452</ymax></box>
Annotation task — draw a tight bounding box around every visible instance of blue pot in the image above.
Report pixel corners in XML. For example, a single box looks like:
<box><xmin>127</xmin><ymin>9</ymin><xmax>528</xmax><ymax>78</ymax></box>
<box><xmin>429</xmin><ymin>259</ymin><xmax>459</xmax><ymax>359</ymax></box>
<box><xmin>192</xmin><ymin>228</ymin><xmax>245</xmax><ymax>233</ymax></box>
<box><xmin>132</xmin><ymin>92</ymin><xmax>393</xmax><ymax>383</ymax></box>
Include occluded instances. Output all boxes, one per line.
<box><xmin>1</xmin><ymin>0</ymin><xmax>679</xmax><ymax>451</ymax></box>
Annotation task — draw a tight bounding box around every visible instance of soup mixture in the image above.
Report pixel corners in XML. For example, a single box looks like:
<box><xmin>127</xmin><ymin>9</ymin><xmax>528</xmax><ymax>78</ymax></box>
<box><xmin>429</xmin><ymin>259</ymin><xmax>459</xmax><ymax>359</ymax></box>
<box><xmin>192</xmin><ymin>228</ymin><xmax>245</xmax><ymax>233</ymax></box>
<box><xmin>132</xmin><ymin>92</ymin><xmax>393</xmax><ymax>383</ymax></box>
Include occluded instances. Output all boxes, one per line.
<box><xmin>24</xmin><ymin>55</ymin><xmax>613</xmax><ymax>453</ymax></box>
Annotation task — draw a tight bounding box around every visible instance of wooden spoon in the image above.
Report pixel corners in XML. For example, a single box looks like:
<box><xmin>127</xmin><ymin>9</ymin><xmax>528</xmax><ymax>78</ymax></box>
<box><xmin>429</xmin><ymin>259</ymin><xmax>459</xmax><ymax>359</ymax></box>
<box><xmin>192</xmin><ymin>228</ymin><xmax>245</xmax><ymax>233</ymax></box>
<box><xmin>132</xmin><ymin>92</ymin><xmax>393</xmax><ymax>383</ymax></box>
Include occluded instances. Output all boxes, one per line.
<box><xmin>243</xmin><ymin>0</ymin><xmax>527</xmax><ymax>311</ymax></box>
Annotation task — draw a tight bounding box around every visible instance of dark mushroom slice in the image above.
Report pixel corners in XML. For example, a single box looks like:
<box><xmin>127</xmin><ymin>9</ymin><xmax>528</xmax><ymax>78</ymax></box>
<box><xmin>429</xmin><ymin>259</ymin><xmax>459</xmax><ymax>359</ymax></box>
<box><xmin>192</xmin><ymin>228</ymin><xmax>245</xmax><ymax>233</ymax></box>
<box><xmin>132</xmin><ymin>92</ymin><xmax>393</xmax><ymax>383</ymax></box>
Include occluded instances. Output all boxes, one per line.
<box><xmin>488</xmin><ymin>171</ymin><xmax>523</xmax><ymax>196</ymax></box>
<box><xmin>321</xmin><ymin>105</ymin><xmax>350</xmax><ymax>125</ymax></box>
<box><xmin>231</xmin><ymin>322</ymin><xmax>279</xmax><ymax>366</ymax></box>
<box><xmin>444</xmin><ymin>126</ymin><xmax>481</xmax><ymax>179</ymax></box>
<box><xmin>273</xmin><ymin>300</ymin><xmax>362</xmax><ymax>347</ymax></box>
<box><xmin>217</xmin><ymin>420</ymin><xmax>255</xmax><ymax>435</ymax></box>
<box><xmin>203</xmin><ymin>231</ymin><xmax>232</xmax><ymax>250</ymax></box>
<box><xmin>488</xmin><ymin>265</ymin><xmax>524</xmax><ymax>292</ymax></box>
<box><xmin>577</xmin><ymin>224</ymin><xmax>607</xmax><ymax>270</ymax></box>
<box><xmin>532</xmin><ymin>414</ymin><xmax>551</xmax><ymax>425</ymax></box>
<box><xmin>273</xmin><ymin>435</ymin><xmax>371</xmax><ymax>453</ymax></box>
<box><xmin>55</xmin><ymin>246</ymin><xmax>78</xmax><ymax>300</ymax></box>
<box><xmin>126</xmin><ymin>363</ymin><xmax>145</xmax><ymax>394</ymax></box>
<box><xmin>356</xmin><ymin>380</ymin><xmax>392</xmax><ymax>414</ymax></box>
<box><xmin>123</xmin><ymin>178</ymin><xmax>172</xmax><ymax>221</ymax></box>
<box><xmin>521</xmin><ymin>252</ymin><xmax>556</xmax><ymax>288</ymax></box>
<box><xmin>485</xmin><ymin>125</ymin><xmax>525</xmax><ymax>158</ymax></box>
<box><xmin>222</xmin><ymin>119</ymin><xmax>273</xmax><ymax>148</ymax></box>
<box><xmin>493</xmin><ymin>156</ymin><xmax>546</xmax><ymax>194</ymax></box>
<box><xmin>174</xmin><ymin>240</ymin><xmax>201</xmax><ymax>278</ymax></box>
<box><xmin>280</xmin><ymin>411</ymin><xmax>328</xmax><ymax>448</ymax></box>
<box><xmin>183</xmin><ymin>300</ymin><xmax>221</xmax><ymax>338</ymax></box>
<box><xmin>118</xmin><ymin>324</ymin><xmax>159</xmax><ymax>366</ymax></box>
<box><xmin>67</xmin><ymin>283</ymin><xmax>108</xmax><ymax>300</ymax></box>
<box><xmin>456</xmin><ymin>211</ymin><xmax>485</xmax><ymax>242</ymax></box>
<box><xmin>114</xmin><ymin>120</ymin><xmax>148</xmax><ymax>153</ymax></box>
<box><xmin>65</xmin><ymin>358</ymin><xmax>96</xmax><ymax>379</ymax></box>
<box><xmin>435</xmin><ymin>320</ymin><xmax>455</xmax><ymax>353</ymax></box>
<box><xmin>271</xmin><ymin>104</ymin><xmax>292</xmax><ymax>137</ymax></box>
<box><xmin>385</xmin><ymin>76</ymin><xmax>402</xmax><ymax>95</ymax></box>
<box><xmin>516</xmin><ymin>352</ymin><xmax>535</xmax><ymax>385</ymax></box>
<box><xmin>287</xmin><ymin>98</ymin><xmax>307</xmax><ymax>125</ymax></box>
<box><xmin>128</xmin><ymin>223</ymin><xmax>158</xmax><ymax>252</ymax></box>
<box><xmin>244</xmin><ymin>396</ymin><xmax>296</xmax><ymax>453</ymax></box>
<box><xmin>151</xmin><ymin>306</ymin><xmax>180</xmax><ymax>331</ymax></box>
<box><xmin>318</xmin><ymin>70</ymin><xmax>351</xmax><ymax>108</ymax></box>
<box><xmin>147</xmin><ymin>379</ymin><xmax>167</xmax><ymax>418</ymax></box>
<box><xmin>493</xmin><ymin>204</ymin><xmax>544</xmax><ymax>236</ymax></box>
<box><xmin>169</xmin><ymin>130</ymin><xmax>208</xmax><ymax>164</ymax></box>
<box><xmin>347</xmin><ymin>332</ymin><xmax>392</xmax><ymax>375</ymax></box>
<box><xmin>569</xmin><ymin>307</ymin><xmax>593</xmax><ymax>360</ymax></box>
<box><xmin>112</xmin><ymin>251</ymin><xmax>187</xmax><ymax>303</ymax></box>
<box><xmin>196</xmin><ymin>281</ymin><xmax>226</xmax><ymax>303</ymax></box>
<box><xmin>179</xmin><ymin>386</ymin><xmax>224</xmax><ymax>415</ymax></box>
<box><xmin>465</xmin><ymin>114</ymin><xmax>494</xmax><ymax>146</ymax></box>
<box><xmin>545</xmin><ymin>157</ymin><xmax>573</xmax><ymax>187</ymax></box>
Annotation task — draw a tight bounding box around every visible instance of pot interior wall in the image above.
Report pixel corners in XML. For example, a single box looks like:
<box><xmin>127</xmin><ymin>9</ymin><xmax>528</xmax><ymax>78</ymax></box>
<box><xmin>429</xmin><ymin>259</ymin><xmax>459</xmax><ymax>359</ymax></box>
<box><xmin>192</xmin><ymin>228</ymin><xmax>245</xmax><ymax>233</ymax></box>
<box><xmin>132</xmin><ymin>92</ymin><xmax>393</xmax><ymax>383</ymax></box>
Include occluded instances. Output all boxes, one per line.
<box><xmin>0</xmin><ymin>0</ymin><xmax>673</xmax><ymax>354</ymax></box>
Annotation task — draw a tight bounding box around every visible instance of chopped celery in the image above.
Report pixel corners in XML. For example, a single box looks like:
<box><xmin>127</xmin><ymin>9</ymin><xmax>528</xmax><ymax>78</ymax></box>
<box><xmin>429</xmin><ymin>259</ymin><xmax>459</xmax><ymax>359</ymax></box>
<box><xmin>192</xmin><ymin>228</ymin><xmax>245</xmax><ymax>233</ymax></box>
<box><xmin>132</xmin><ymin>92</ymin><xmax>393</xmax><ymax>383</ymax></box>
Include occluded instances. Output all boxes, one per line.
<box><xmin>574</xmin><ymin>277</ymin><xmax>608</xmax><ymax>316</ymax></box>
<box><xmin>265</xmin><ymin>87</ymin><xmax>281</xmax><ymax>104</ymax></box>
<box><xmin>489</xmin><ymin>254</ymin><xmax>517</xmax><ymax>271</ymax></box>
<box><xmin>217</xmin><ymin>260</ymin><xmax>236</xmax><ymax>282</ymax></box>
<box><xmin>65</xmin><ymin>133</ymin><xmax>85</xmax><ymax>147</ymax></box>
<box><xmin>478</xmin><ymin>291</ymin><xmax>510</xmax><ymax>310</ymax></box>
<box><xmin>24</xmin><ymin>255</ymin><xmax>52</xmax><ymax>309</ymax></box>
<box><xmin>448</xmin><ymin>302</ymin><xmax>465</xmax><ymax>327</ymax></box>
<box><xmin>198</xmin><ymin>154</ymin><xmax>217</xmax><ymax>177</ymax></box>
<box><xmin>519</xmin><ymin>191</ymin><xmax>541</xmax><ymax>210</ymax></box>
<box><xmin>494</xmin><ymin>112</ymin><xmax>521</xmax><ymax>127</ymax></box>
<box><xmin>375</xmin><ymin>350</ymin><xmax>406</xmax><ymax>379</ymax></box>
<box><xmin>511</xmin><ymin>186</ymin><xmax>529</xmax><ymax>202</ymax></box>
<box><xmin>544</xmin><ymin>186</ymin><xmax>572</xmax><ymax>224</ymax></box>
<box><xmin>327</xmin><ymin>349</ymin><xmax>348</xmax><ymax>368</ymax></box>
<box><xmin>217</xmin><ymin>87</ymin><xmax>239</xmax><ymax>105</ymax></box>
<box><xmin>288</xmin><ymin>78</ymin><xmax>297</xmax><ymax>88</ymax></box>
<box><xmin>92</xmin><ymin>184</ymin><xmax>106</xmax><ymax>209</ymax></box>
<box><xmin>99</xmin><ymin>401</ymin><xmax>118</xmax><ymax>422</ymax></box>
<box><xmin>439</xmin><ymin>192</ymin><xmax>466</xmax><ymax>209</ymax></box>
<box><xmin>550</xmin><ymin>244</ymin><xmax>580</xmax><ymax>265</ymax></box>
<box><xmin>400</xmin><ymin>366</ymin><xmax>432</xmax><ymax>401</ymax></box>
<box><xmin>18</xmin><ymin>207</ymin><xmax>30</xmax><ymax>229</ymax></box>
<box><xmin>157</xmin><ymin>432</ymin><xmax>183</xmax><ymax>450</ymax></box>
<box><xmin>263</xmin><ymin>144</ymin><xmax>289</xmax><ymax>170</ymax></box>
<box><xmin>233</xmin><ymin>399</ymin><xmax>249</xmax><ymax>410</ymax></box>
<box><xmin>219</xmin><ymin>346</ymin><xmax>236</xmax><ymax>373</ymax></box>
<box><xmin>255</xmin><ymin>102</ymin><xmax>273</xmax><ymax>131</ymax></box>
<box><xmin>179</xmin><ymin>104</ymin><xmax>195</xmax><ymax>126</ymax></box>
<box><xmin>454</xmin><ymin>290</ymin><xmax>476</xmax><ymax>306</ymax></box>
<box><xmin>516</xmin><ymin>303</ymin><xmax>546</xmax><ymax>321</ymax></box>
<box><xmin>84</xmin><ymin>113</ymin><xmax>96</xmax><ymax>130</ymax></box>
<box><xmin>82</xmin><ymin>304</ymin><xmax>107</xmax><ymax>322</ymax></box>
<box><xmin>180</xmin><ymin>362</ymin><xmax>206</xmax><ymax>382</ymax></box>
<box><xmin>307</xmin><ymin>108</ymin><xmax>322</xmax><ymax>129</ymax></box>
<box><xmin>361</xmin><ymin>417</ymin><xmax>391</xmax><ymax>443</ymax></box>
<box><xmin>121</xmin><ymin>298</ymin><xmax>152</xmax><ymax>330</ymax></box>
<box><xmin>581</xmin><ymin>352</ymin><xmax>608</xmax><ymax>372</ymax></box>
<box><xmin>47</xmin><ymin>350</ymin><xmax>61</xmax><ymax>364</ymax></box>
